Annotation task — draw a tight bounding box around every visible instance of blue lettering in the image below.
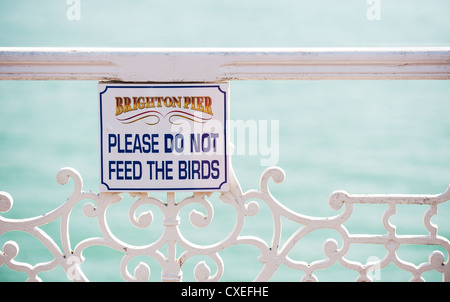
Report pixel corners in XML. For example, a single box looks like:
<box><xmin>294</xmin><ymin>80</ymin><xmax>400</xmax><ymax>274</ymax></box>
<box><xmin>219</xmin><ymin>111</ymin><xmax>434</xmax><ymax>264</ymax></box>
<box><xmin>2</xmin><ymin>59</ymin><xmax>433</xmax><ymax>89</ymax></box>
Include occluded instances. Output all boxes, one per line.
<box><xmin>190</xmin><ymin>133</ymin><xmax>219</xmax><ymax>153</ymax></box>
<box><xmin>211</xmin><ymin>160</ymin><xmax>220</xmax><ymax>179</ymax></box>
<box><xmin>107</xmin><ymin>134</ymin><xmax>159</xmax><ymax>153</ymax></box>
<box><xmin>179</xmin><ymin>160</ymin><xmax>187</xmax><ymax>180</ymax></box>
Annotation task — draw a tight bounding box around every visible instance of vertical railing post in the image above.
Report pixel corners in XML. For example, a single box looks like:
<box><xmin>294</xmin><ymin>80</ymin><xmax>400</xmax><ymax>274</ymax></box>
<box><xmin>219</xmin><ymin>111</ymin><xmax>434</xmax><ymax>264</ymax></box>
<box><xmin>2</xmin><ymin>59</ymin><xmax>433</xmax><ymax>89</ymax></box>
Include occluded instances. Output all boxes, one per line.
<box><xmin>161</xmin><ymin>192</ymin><xmax>182</xmax><ymax>282</ymax></box>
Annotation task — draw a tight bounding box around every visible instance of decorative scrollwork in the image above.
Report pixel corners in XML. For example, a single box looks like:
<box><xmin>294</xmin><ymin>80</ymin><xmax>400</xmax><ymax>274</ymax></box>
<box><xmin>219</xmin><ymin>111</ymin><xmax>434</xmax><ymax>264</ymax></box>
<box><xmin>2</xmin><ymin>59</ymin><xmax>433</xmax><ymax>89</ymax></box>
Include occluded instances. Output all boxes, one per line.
<box><xmin>0</xmin><ymin>164</ymin><xmax>449</xmax><ymax>282</ymax></box>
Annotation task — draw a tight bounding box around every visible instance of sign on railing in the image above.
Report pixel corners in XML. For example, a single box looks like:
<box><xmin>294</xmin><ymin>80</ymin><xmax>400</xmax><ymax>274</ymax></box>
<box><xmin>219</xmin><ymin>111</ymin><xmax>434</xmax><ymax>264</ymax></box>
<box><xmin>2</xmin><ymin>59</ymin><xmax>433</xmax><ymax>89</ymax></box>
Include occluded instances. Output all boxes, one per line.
<box><xmin>99</xmin><ymin>83</ymin><xmax>229</xmax><ymax>192</ymax></box>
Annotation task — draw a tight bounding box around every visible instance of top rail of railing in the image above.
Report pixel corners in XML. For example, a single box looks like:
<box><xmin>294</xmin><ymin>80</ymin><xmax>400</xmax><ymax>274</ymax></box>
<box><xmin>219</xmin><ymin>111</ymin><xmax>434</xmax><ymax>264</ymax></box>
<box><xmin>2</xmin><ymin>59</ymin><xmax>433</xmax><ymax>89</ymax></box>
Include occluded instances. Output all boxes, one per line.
<box><xmin>0</xmin><ymin>47</ymin><xmax>449</xmax><ymax>82</ymax></box>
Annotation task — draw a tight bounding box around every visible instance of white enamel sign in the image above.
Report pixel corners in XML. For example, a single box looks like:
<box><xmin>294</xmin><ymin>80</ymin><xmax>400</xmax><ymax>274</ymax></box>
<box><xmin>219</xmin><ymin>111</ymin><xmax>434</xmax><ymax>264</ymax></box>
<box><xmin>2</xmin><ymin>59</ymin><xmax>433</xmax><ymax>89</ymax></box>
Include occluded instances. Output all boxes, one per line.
<box><xmin>99</xmin><ymin>83</ymin><xmax>229</xmax><ymax>192</ymax></box>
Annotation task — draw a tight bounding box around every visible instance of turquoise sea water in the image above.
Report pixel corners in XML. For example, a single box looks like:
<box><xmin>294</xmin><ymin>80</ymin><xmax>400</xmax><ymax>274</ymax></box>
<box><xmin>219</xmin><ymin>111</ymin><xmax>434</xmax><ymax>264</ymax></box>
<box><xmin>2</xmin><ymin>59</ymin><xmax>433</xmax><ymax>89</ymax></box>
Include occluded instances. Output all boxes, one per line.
<box><xmin>1</xmin><ymin>0</ymin><xmax>450</xmax><ymax>282</ymax></box>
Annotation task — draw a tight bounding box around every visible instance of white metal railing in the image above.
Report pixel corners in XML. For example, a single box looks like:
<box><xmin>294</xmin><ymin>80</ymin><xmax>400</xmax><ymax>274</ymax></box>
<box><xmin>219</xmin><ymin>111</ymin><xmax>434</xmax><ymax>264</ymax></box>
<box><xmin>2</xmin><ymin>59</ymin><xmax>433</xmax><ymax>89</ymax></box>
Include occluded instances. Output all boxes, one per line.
<box><xmin>1</xmin><ymin>47</ymin><xmax>450</xmax><ymax>282</ymax></box>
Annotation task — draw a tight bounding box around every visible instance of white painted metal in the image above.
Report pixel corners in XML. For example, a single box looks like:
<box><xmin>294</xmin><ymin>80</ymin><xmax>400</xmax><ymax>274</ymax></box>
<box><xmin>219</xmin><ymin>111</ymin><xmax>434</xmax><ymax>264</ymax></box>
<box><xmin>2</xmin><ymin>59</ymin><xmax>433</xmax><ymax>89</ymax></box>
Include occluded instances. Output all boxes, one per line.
<box><xmin>1</xmin><ymin>47</ymin><xmax>450</xmax><ymax>81</ymax></box>
<box><xmin>0</xmin><ymin>166</ymin><xmax>449</xmax><ymax>282</ymax></box>
<box><xmin>1</xmin><ymin>47</ymin><xmax>449</xmax><ymax>281</ymax></box>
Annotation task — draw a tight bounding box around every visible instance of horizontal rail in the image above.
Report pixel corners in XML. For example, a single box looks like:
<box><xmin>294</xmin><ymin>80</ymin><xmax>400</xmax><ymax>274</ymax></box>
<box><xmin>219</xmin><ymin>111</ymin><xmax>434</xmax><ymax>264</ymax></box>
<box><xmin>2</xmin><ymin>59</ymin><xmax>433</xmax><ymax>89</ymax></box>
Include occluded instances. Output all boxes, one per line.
<box><xmin>0</xmin><ymin>47</ymin><xmax>450</xmax><ymax>82</ymax></box>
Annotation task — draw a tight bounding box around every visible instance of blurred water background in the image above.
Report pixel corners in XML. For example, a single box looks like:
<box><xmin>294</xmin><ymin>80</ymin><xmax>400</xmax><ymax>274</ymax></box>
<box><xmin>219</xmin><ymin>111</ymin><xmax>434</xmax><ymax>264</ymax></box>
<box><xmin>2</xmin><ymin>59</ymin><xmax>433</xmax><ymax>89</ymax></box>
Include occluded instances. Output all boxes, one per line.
<box><xmin>0</xmin><ymin>0</ymin><xmax>450</xmax><ymax>282</ymax></box>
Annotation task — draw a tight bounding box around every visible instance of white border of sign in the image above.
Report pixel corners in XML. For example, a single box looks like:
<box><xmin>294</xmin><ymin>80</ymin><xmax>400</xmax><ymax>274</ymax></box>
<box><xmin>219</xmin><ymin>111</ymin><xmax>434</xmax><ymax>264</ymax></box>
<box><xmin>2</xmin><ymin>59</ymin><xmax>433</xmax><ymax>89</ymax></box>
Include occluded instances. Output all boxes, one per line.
<box><xmin>98</xmin><ymin>82</ymin><xmax>229</xmax><ymax>192</ymax></box>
